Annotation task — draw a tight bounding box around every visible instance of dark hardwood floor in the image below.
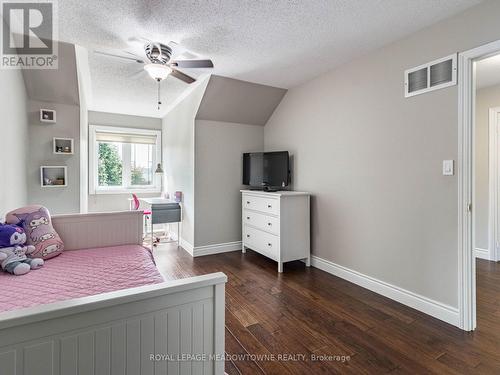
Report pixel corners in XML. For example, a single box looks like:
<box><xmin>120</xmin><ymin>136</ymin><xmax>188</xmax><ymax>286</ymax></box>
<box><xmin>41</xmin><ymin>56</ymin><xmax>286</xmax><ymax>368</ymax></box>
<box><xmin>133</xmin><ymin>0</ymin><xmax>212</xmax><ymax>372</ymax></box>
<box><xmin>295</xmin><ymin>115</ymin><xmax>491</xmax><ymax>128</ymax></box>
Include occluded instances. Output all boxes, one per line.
<box><xmin>153</xmin><ymin>245</ymin><xmax>500</xmax><ymax>374</ymax></box>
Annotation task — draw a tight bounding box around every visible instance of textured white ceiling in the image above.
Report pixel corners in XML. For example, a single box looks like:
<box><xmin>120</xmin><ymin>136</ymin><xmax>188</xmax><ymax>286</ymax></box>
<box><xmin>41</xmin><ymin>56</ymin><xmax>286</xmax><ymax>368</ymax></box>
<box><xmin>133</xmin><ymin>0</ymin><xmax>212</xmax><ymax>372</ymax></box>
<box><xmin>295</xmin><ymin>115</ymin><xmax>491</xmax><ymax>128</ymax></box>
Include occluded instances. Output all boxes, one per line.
<box><xmin>58</xmin><ymin>0</ymin><xmax>482</xmax><ymax>117</ymax></box>
<box><xmin>476</xmin><ymin>53</ymin><xmax>500</xmax><ymax>90</ymax></box>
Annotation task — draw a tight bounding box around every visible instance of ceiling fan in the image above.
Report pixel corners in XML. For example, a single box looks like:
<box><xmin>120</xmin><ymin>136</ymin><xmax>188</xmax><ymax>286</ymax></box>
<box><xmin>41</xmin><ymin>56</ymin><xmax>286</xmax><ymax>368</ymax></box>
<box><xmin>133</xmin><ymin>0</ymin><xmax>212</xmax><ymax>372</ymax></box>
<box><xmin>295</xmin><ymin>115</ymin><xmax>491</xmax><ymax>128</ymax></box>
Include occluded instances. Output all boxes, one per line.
<box><xmin>94</xmin><ymin>41</ymin><xmax>214</xmax><ymax>109</ymax></box>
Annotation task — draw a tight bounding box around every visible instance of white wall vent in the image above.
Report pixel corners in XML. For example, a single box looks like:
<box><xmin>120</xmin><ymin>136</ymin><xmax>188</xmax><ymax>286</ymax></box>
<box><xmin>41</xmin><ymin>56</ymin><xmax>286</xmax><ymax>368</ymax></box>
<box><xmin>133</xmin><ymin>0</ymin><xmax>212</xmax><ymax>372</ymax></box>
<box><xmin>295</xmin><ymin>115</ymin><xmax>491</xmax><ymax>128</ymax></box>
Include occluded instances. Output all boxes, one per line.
<box><xmin>404</xmin><ymin>54</ymin><xmax>457</xmax><ymax>98</ymax></box>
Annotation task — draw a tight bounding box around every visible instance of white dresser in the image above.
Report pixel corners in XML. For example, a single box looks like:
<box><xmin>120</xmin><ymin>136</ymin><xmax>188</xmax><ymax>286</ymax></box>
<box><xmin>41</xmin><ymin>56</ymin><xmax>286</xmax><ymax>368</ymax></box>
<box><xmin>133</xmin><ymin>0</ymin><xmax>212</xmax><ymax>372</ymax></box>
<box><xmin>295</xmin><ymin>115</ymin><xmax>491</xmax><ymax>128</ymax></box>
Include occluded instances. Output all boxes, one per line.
<box><xmin>241</xmin><ymin>190</ymin><xmax>310</xmax><ymax>272</ymax></box>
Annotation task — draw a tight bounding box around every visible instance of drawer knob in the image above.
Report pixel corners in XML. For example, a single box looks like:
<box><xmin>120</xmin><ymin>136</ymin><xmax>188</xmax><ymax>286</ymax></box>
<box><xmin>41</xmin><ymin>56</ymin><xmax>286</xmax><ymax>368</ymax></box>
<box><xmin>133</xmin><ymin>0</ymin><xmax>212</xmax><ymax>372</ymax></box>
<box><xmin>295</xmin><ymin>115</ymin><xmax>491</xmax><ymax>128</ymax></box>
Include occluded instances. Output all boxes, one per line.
<box><xmin>267</xmin><ymin>204</ymin><xmax>272</xmax><ymax>208</ymax></box>
<box><xmin>246</xmin><ymin>234</ymin><xmax>250</xmax><ymax>238</ymax></box>
<box><xmin>247</xmin><ymin>201</ymin><xmax>250</xmax><ymax>204</ymax></box>
<box><xmin>247</xmin><ymin>216</ymin><xmax>250</xmax><ymax>220</ymax></box>
<box><xmin>267</xmin><ymin>222</ymin><xmax>272</xmax><ymax>226</ymax></box>
<box><xmin>268</xmin><ymin>243</ymin><xmax>272</xmax><ymax>247</ymax></box>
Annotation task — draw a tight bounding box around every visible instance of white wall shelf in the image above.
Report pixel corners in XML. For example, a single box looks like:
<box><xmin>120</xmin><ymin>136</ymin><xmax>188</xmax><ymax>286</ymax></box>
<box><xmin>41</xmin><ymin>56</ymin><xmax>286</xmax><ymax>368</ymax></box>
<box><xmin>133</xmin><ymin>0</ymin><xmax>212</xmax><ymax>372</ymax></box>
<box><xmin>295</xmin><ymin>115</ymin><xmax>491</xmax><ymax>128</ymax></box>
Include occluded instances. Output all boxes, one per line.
<box><xmin>41</xmin><ymin>166</ymin><xmax>67</xmax><ymax>187</ymax></box>
<box><xmin>53</xmin><ymin>137</ymin><xmax>74</xmax><ymax>154</ymax></box>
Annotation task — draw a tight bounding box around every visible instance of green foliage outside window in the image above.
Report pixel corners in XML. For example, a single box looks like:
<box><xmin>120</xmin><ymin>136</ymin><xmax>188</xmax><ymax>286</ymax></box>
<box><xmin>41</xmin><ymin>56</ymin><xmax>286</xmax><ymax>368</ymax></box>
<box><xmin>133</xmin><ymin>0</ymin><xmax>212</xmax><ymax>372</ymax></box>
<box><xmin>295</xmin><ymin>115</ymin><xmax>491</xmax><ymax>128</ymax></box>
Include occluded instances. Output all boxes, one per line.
<box><xmin>98</xmin><ymin>143</ymin><xmax>122</xmax><ymax>186</ymax></box>
<box><xmin>131</xmin><ymin>166</ymin><xmax>149</xmax><ymax>185</ymax></box>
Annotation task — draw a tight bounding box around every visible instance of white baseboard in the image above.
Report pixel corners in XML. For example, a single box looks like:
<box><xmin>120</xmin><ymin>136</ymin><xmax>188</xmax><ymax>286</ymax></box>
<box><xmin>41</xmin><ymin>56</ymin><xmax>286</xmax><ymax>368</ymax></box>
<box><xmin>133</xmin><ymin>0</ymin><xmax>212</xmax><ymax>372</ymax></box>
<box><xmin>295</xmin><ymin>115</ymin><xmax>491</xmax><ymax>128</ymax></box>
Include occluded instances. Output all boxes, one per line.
<box><xmin>193</xmin><ymin>241</ymin><xmax>242</xmax><ymax>257</ymax></box>
<box><xmin>179</xmin><ymin>241</ymin><xmax>459</xmax><ymax>326</ymax></box>
<box><xmin>179</xmin><ymin>239</ymin><xmax>242</xmax><ymax>257</ymax></box>
<box><xmin>310</xmin><ymin>255</ymin><xmax>460</xmax><ymax>327</ymax></box>
<box><xmin>179</xmin><ymin>238</ymin><xmax>194</xmax><ymax>256</ymax></box>
<box><xmin>474</xmin><ymin>247</ymin><xmax>490</xmax><ymax>260</ymax></box>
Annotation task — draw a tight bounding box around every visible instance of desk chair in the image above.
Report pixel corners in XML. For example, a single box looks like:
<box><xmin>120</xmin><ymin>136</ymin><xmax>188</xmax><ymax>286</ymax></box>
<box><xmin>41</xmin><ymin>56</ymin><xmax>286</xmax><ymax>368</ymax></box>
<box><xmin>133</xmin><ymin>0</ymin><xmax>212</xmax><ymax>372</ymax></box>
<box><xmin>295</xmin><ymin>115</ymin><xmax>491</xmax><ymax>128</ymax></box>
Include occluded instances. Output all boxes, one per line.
<box><xmin>131</xmin><ymin>193</ymin><xmax>152</xmax><ymax>239</ymax></box>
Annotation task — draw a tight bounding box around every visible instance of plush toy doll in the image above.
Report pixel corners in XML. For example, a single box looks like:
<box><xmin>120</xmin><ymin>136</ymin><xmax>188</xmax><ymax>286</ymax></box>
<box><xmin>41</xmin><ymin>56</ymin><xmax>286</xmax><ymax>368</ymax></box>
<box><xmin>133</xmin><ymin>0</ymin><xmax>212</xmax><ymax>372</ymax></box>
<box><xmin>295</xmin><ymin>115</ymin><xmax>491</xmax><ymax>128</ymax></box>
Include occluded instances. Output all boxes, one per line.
<box><xmin>0</xmin><ymin>224</ymin><xmax>44</xmax><ymax>275</ymax></box>
<box><xmin>6</xmin><ymin>206</ymin><xmax>64</xmax><ymax>260</ymax></box>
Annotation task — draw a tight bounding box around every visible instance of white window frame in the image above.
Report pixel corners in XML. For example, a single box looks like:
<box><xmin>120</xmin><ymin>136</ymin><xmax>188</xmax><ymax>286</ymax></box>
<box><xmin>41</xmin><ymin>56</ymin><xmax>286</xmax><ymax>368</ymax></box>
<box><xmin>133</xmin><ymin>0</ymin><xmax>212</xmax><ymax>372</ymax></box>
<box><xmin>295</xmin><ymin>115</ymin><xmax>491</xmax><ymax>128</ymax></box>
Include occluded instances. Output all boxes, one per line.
<box><xmin>89</xmin><ymin>125</ymin><xmax>162</xmax><ymax>195</ymax></box>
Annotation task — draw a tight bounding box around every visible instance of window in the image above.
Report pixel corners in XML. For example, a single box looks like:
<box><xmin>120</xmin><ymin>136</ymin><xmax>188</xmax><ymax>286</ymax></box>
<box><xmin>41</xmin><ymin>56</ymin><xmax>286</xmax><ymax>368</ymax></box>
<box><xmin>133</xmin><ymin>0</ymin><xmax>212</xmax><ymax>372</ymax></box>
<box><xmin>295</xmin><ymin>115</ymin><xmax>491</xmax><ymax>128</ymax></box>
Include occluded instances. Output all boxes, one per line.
<box><xmin>89</xmin><ymin>125</ymin><xmax>162</xmax><ymax>194</ymax></box>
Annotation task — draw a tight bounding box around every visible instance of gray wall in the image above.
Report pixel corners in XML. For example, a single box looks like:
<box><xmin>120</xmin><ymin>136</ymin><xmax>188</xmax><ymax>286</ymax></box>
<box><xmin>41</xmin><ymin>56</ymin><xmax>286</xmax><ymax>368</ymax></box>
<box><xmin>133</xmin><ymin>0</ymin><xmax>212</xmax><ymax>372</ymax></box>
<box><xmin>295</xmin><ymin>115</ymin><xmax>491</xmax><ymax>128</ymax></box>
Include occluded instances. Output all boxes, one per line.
<box><xmin>87</xmin><ymin>111</ymin><xmax>162</xmax><ymax>212</ymax></box>
<box><xmin>196</xmin><ymin>75</ymin><xmax>286</xmax><ymax>125</ymax></box>
<box><xmin>22</xmin><ymin>42</ymin><xmax>80</xmax><ymax>106</ymax></box>
<box><xmin>88</xmin><ymin>111</ymin><xmax>162</xmax><ymax>130</ymax></box>
<box><xmin>190</xmin><ymin>75</ymin><xmax>284</xmax><ymax>247</ymax></box>
<box><xmin>474</xmin><ymin>84</ymin><xmax>500</xmax><ymax>251</ymax></box>
<box><xmin>162</xmin><ymin>79</ymin><xmax>210</xmax><ymax>246</ymax></box>
<box><xmin>0</xmin><ymin>68</ymin><xmax>28</xmax><ymax>217</ymax></box>
<box><xmin>27</xmin><ymin>100</ymin><xmax>80</xmax><ymax>215</ymax></box>
<box><xmin>22</xmin><ymin>42</ymin><xmax>81</xmax><ymax>215</ymax></box>
<box><xmin>264</xmin><ymin>0</ymin><xmax>500</xmax><ymax>308</ymax></box>
<box><xmin>194</xmin><ymin>120</ymin><xmax>264</xmax><ymax>246</ymax></box>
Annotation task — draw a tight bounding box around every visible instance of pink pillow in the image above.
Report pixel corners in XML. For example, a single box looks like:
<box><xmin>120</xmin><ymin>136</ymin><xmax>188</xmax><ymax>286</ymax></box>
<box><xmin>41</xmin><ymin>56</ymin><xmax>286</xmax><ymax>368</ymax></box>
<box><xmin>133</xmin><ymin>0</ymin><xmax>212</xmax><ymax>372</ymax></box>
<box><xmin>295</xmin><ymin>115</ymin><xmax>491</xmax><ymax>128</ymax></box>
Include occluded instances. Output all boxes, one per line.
<box><xmin>5</xmin><ymin>205</ymin><xmax>64</xmax><ymax>260</ymax></box>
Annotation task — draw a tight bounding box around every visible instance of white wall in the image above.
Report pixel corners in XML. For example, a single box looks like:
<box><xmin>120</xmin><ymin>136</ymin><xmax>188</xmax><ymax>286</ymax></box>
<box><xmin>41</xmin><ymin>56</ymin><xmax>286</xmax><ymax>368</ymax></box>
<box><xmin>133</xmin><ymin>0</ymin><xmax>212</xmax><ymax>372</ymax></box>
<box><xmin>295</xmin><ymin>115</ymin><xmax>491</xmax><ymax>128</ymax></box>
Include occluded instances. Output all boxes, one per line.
<box><xmin>75</xmin><ymin>45</ymin><xmax>92</xmax><ymax>214</ymax></box>
<box><xmin>87</xmin><ymin>111</ymin><xmax>162</xmax><ymax>212</ymax></box>
<box><xmin>264</xmin><ymin>0</ymin><xmax>500</xmax><ymax>309</ymax></box>
<box><xmin>474</xmin><ymin>84</ymin><xmax>500</xmax><ymax>253</ymax></box>
<box><xmin>0</xmin><ymin>68</ymin><xmax>28</xmax><ymax>217</ymax></box>
<box><xmin>162</xmin><ymin>79</ymin><xmax>209</xmax><ymax>246</ymax></box>
<box><xmin>194</xmin><ymin>120</ymin><xmax>264</xmax><ymax>246</ymax></box>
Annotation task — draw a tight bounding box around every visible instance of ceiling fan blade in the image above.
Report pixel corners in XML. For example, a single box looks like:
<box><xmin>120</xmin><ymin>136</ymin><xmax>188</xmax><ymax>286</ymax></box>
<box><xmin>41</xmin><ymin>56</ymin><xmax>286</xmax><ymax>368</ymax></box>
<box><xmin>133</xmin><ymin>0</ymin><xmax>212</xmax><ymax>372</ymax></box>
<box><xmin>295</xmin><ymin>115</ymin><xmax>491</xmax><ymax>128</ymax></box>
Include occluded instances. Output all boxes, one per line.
<box><xmin>170</xmin><ymin>59</ymin><xmax>214</xmax><ymax>68</ymax></box>
<box><xmin>171</xmin><ymin>68</ymin><xmax>196</xmax><ymax>84</ymax></box>
<box><xmin>167</xmin><ymin>41</ymin><xmax>197</xmax><ymax>59</ymax></box>
<box><xmin>167</xmin><ymin>41</ymin><xmax>184</xmax><ymax>53</ymax></box>
<box><xmin>124</xmin><ymin>50</ymin><xmax>145</xmax><ymax>60</ymax></box>
<box><xmin>128</xmin><ymin>36</ymin><xmax>152</xmax><ymax>45</ymax></box>
<box><xmin>94</xmin><ymin>50</ymin><xmax>144</xmax><ymax>64</ymax></box>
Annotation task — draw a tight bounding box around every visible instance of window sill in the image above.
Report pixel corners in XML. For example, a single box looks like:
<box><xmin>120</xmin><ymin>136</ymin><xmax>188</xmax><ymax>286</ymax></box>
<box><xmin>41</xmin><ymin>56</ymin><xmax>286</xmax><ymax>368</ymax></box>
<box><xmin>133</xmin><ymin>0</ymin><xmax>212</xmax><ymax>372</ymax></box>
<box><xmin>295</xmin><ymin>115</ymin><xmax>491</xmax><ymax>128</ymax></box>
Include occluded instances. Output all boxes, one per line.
<box><xmin>90</xmin><ymin>188</ymin><xmax>161</xmax><ymax>195</ymax></box>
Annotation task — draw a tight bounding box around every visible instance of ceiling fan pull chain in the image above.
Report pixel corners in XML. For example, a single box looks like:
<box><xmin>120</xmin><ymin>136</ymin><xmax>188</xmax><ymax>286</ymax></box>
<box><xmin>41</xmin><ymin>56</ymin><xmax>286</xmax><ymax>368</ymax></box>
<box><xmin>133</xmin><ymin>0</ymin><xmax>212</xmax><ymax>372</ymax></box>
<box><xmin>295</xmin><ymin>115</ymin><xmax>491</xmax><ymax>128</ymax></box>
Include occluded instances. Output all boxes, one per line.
<box><xmin>157</xmin><ymin>78</ymin><xmax>162</xmax><ymax>110</ymax></box>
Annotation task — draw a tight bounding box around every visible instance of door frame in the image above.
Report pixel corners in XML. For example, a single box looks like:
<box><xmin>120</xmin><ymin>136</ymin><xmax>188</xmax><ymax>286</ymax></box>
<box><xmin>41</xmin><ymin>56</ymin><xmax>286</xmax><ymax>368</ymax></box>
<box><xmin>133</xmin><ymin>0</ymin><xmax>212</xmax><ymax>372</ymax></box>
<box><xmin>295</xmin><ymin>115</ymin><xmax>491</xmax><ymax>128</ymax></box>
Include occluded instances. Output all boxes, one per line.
<box><xmin>458</xmin><ymin>39</ymin><xmax>500</xmax><ymax>331</ymax></box>
<box><xmin>488</xmin><ymin>107</ymin><xmax>500</xmax><ymax>262</ymax></box>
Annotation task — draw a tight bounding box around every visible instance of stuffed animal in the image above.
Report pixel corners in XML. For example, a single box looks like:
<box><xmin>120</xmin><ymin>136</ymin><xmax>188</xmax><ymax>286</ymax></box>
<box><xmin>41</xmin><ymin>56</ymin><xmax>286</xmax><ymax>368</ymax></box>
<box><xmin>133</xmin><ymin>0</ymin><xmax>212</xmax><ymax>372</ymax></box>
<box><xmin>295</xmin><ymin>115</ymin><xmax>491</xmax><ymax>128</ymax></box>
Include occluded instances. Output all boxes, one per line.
<box><xmin>6</xmin><ymin>205</ymin><xmax>64</xmax><ymax>260</ymax></box>
<box><xmin>0</xmin><ymin>224</ymin><xmax>44</xmax><ymax>275</ymax></box>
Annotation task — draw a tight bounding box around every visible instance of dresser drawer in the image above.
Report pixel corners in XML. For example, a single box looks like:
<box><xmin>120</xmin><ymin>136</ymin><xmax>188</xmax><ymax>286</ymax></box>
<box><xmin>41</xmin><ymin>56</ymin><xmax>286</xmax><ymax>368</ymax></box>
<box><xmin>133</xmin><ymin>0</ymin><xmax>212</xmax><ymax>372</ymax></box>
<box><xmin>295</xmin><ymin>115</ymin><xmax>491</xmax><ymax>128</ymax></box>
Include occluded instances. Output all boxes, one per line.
<box><xmin>243</xmin><ymin>225</ymin><xmax>279</xmax><ymax>260</ymax></box>
<box><xmin>243</xmin><ymin>195</ymin><xmax>279</xmax><ymax>215</ymax></box>
<box><xmin>243</xmin><ymin>210</ymin><xmax>279</xmax><ymax>235</ymax></box>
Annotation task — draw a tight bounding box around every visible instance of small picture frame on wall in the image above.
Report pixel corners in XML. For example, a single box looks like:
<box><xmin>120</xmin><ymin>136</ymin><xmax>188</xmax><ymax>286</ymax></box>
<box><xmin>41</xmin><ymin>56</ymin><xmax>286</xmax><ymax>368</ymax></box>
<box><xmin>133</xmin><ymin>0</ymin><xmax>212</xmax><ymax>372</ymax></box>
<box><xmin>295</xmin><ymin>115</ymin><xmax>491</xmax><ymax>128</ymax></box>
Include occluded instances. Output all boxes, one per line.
<box><xmin>40</xmin><ymin>109</ymin><xmax>56</xmax><ymax>123</ymax></box>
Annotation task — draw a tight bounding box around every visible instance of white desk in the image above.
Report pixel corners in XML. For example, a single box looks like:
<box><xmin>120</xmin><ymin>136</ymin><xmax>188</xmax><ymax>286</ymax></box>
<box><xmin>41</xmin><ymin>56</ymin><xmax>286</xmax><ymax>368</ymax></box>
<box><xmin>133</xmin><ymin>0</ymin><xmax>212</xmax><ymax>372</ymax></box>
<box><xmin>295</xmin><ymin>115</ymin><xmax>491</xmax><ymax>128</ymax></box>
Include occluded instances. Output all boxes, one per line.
<box><xmin>139</xmin><ymin>197</ymin><xmax>181</xmax><ymax>248</ymax></box>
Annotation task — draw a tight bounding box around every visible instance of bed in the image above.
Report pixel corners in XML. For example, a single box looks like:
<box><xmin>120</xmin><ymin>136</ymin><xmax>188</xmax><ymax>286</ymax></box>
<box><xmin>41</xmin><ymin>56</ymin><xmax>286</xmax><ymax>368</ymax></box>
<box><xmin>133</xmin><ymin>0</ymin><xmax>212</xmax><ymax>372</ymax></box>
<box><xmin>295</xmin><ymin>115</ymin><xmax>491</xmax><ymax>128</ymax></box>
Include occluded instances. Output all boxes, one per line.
<box><xmin>0</xmin><ymin>211</ymin><xmax>226</xmax><ymax>375</ymax></box>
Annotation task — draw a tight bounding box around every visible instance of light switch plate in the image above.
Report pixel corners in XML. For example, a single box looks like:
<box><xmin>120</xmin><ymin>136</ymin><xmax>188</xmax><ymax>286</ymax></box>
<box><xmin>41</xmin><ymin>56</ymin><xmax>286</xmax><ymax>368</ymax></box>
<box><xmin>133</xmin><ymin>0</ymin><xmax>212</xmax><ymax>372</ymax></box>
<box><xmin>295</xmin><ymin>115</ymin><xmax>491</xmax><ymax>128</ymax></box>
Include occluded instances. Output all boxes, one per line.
<box><xmin>443</xmin><ymin>160</ymin><xmax>454</xmax><ymax>176</ymax></box>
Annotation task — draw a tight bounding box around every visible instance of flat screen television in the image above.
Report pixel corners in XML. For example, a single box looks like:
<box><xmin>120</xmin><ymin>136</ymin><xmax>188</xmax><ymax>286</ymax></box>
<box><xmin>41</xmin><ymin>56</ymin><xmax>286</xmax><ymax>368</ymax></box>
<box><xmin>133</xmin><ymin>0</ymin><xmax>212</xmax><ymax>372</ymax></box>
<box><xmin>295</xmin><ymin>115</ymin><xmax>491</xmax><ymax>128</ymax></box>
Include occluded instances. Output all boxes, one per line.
<box><xmin>242</xmin><ymin>151</ymin><xmax>290</xmax><ymax>190</ymax></box>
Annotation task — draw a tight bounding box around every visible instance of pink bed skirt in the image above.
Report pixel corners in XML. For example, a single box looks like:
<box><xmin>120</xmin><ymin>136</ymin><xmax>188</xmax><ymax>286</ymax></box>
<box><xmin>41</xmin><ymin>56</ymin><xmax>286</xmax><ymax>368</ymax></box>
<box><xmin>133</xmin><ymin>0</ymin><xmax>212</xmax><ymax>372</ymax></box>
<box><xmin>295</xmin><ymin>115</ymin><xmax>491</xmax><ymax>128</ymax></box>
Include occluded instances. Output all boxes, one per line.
<box><xmin>0</xmin><ymin>245</ymin><xmax>164</xmax><ymax>313</ymax></box>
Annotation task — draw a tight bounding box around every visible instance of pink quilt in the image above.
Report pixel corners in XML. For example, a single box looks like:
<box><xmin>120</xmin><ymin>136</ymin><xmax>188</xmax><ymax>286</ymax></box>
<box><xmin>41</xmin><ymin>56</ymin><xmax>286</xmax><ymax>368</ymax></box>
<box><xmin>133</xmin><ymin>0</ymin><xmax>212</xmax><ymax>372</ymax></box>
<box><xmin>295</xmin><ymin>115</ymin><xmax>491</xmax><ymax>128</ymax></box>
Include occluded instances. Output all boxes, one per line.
<box><xmin>0</xmin><ymin>245</ymin><xmax>164</xmax><ymax>312</ymax></box>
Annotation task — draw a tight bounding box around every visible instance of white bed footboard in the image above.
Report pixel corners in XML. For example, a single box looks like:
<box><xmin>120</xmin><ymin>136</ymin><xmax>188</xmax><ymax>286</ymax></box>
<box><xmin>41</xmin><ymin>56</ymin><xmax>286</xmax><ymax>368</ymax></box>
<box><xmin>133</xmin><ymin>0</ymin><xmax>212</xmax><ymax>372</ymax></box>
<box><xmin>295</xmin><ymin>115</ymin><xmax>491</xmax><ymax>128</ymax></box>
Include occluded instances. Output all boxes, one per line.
<box><xmin>0</xmin><ymin>272</ymin><xmax>227</xmax><ymax>375</ymax></box>
<box><xmin>52</xmin><ymin>211</ymin><xmax>143</xmax><ymax>250</ymax></box>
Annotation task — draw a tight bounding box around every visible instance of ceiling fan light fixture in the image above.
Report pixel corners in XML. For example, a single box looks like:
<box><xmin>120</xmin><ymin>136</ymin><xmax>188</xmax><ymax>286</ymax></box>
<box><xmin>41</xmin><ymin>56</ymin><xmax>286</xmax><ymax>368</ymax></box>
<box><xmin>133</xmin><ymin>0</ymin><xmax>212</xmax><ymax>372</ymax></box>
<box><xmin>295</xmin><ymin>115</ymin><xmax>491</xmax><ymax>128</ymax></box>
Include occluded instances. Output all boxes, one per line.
<box><xmin>144</xmin><ymin>63</ymin><xmax>172</xmax><ymax>80</ymax></box>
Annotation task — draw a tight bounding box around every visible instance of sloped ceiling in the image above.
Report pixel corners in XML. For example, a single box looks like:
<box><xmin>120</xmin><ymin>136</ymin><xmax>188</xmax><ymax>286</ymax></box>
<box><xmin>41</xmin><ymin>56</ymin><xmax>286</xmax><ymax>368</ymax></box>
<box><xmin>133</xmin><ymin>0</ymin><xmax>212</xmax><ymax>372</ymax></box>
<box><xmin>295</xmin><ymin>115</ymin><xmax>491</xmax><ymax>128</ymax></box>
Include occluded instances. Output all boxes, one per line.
<box><xmin>196</xmin><ymin>76</ymin><xmax>286</xmax><ymax>126</ymax></box>
<box><xmin>22</xmin><ymin>41</ymin><xmax>79</xmax><ymax>106</ymax></box>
